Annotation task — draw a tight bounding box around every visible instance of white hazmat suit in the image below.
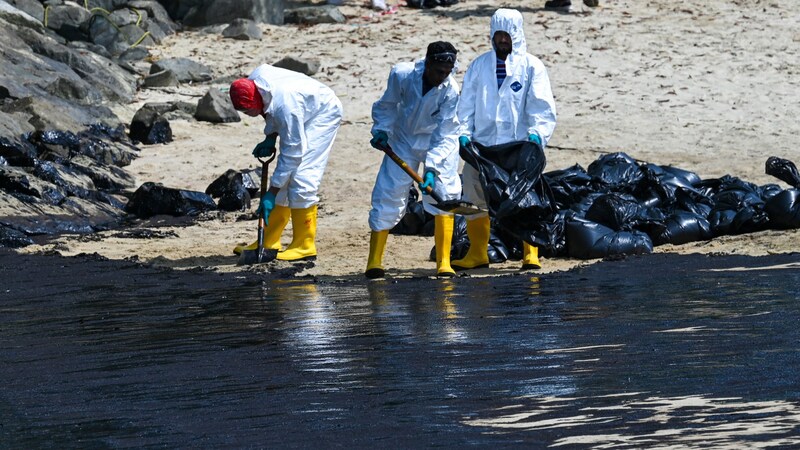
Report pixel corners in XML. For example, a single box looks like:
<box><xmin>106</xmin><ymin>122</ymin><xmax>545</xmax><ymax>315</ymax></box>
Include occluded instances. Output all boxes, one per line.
<box><xmin>232</xmin><ymin>64</ymin><xmax>342</xmax><ymax>262</ymax></box>
<box><xmin>249</xmin><ymin>64</ymin><xmax>343</xmax><ymax>209</ymax></box>
<box><xmin>369</xmin><ymin>59</ymin><xmax>461</xmax><ymax>232</ymax></box>
<box><xmin>458</xmin><ymin>8</ymin><xmax>557</xmax><ymax>212</ymax></box>
<box><xmin>453</xmin><ymin>8</ymin><xmax>557</xmax><ymax>271</ymax></box>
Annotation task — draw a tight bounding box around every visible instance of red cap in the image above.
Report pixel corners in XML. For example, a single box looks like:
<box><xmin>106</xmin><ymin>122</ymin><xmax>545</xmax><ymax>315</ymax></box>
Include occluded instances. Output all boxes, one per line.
<box><xmin>229</xmin><ymin>78</ymin><xmax>264</xmax><ymax>111</ymax></box>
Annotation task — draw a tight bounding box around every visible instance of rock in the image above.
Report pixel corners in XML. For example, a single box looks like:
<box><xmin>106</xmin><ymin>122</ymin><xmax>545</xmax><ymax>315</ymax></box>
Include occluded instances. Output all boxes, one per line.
<box><xmin>44</xmin><ymin>4</ymin><xmax>91</xmax><ymax>41</ymax></box>
<box><xmin>45</xmin><ymin>76</ymin><xmax>104</xmax><ymax>105</ymax></box>
<box><xmin>143</xmin><ymin>69</ymin><xmax>180</xmax><ymax>88</ymax></box>
<box><xmin>68</xmin><ymin>154</ymin><xmax>136</xmax><ymax>191</ymax></box>
<box><xmin>6</xmin><ymin>0</ymin><xmax>43</xmax><ymax>22</ymax></box>
<box><xmin>0</xmin><ymin>135</ymin><xmax>37</xmax><ymax>167</ymax></box>
<box><xmin>284</xmin><ymin>5</ymin><xmax>346</xmax><ymax>25</ymax></box>
<box><xmin>16</xmin><ymin>25</ymin><xmax>137</xmax><ymax>102</ymax></box>
<box><xmin>3</xmin><ymin>95</ymin><xmax>120</xmax><ymax>133</ymax></box>
<box><xmin>119</xmin><ymin>23</ymin><xmax>155</xmax><ymax>48</ymax></box>
<box><xmin>75</xmin><ymin>124</ymin><xmax>139</xmax><ymax>167</ymax></box>
<box><xmin>141</xmin><ymin>18</ymin><xmax>169</xmax><ymax>44</ymax></box>
<box><xmin>129</xmin><ymin>104</ymin><xmax>173</xmax><ymax>145</ymax></box>
<box><xmin>194</xmin><ymin>88</ymin><xmax>240</xmax><ymax>123</ymax></box>
<box><xmin>206</xmin><ymin>169</ymin><xmax>251</xmax><ymax>211</ymax></box>
<box><xmin>162</xmin><ymin>101</ymin><xmax>197</xmax><ymax>121</ymax></box>
<box><xmin>28</xmin><ymin>129</ymin><xmax>80</xmax><ymax>163</ymax></box>
<box><xmin>0</xmin><ymin>166</ymin><xmax>38</xmax><ymax>197</ymax></box>
<box><xmin>181</xmin><ymin>0</ymin><xmax>285</xmax><ymax>27</ymax></box>
<box><xmin>0</xmin><ymin>111</ymin><xmax>36</xmax><ymax>141</ymax></box>
<box><xmin>125</xmin><ymin>182</ymin><xmax>218</xmax><ymax>218</ymax></box>
<box><xmin>86</xmin><ymin>12</ymin><xmax>128</xmax><ymax>55</ymax></box>
<box><xmin>222</xmin><ymin>18</ymin><xmax>262</xmax><ymax>40</ymax></box>
<box><xmin>0</xmin><ymin>224</ymin><xmax>34</xmax><ymax>248</ymax></box>
<box><xmin>128</xmin><ymin>0</ymin><xmax>178</xmax><ymax>33</ymax></box>
<box><xmin>150</xmin><ymin>57</ymin><xmax>213</xmax><ymax>83</ymax></box>
<box><xmin>0</xmin><ymin>1</ymin><xmax>44</xmax><ymax>31</ymax></box>
<box><xmin>109</xmin><ymin>8</ymin><xmax>146</xmax><ymax>27</ymax></box>
<box><xmin>117</xmin><ymin>45</ymin><xmax>150</xmax><ymax>63</ymax></box>
<box><xmin>67</xmin><ymin>40</ymin><xmax>112</xmax><ymax>59</ymax></box>
<box><xmin>0</xmin><ymin>189</ymin><xmax>124</xmax><ymax>235</ymax></box>
<box><xmin>273</xmin><ymin>56</ymin><xmax>320</xmax><ymax>76</ymax></box>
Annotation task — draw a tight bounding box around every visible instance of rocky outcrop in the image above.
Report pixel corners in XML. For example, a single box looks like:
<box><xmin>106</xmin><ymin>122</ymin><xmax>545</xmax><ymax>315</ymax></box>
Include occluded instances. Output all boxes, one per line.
<box><xmin>169</xmin><ymin>0</ymin><xmax>285</xmax><ymax>27</ymax></box>
<box><xmin>0</xmin><ymin>0</ymin><xmax>333</xmax><ymax>248</ymax></box>
<box><xmin>0</xmin><ymin>126</ymin><xmax>139</xmax><ymax>239</ymax></box>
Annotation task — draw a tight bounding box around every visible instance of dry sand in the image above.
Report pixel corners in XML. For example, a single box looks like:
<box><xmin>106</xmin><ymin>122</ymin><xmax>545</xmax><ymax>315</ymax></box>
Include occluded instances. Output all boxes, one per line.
<box><xmin>20</xmin><ymin>0</ymin><xmax>800</xmax><ymax>279</ymax></box>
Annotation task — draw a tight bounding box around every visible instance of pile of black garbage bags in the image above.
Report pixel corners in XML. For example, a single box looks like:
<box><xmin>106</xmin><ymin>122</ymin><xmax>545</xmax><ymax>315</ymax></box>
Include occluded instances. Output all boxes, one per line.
<box><xmin>392</xmin><ymin>141</ymin><xmax>800</xmax><ymax>261</ymax></box>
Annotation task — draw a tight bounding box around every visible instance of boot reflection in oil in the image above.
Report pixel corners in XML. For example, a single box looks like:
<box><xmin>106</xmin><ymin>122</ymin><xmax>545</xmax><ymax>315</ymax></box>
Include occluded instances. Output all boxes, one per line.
<box><xmin>437</xmin><ymin>279</ymin><xmax>466</xmax><ymax>342</ymax></box>
<box><xmin>367</xmin><ymin>279</ymin><xmax>389</xmax><ymax>307</ymax></box>
<box><xmin>270</xmin><ymin>281</ymin><xmax>350</xmax><ymax>373</ymax></box>
<box><xmin>528</xmin><ymin>276</ymin><xmax>541</xmax><ymax>297</ymax></box>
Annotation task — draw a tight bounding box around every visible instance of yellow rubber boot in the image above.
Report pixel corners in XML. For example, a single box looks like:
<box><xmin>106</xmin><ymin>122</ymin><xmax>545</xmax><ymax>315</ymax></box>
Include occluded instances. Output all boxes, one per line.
<box><xmin>365</xmin><ymin>230</ymin><xmax>389</xmax><ymax>279</ymax></box>
<box><xmin>451</xmin><ymin>215</ymin><xmax>491</xmax><ymax>270</ymax></box>
<box><xmin>522</xmin><ymin>242</ymin><xmax>542</xmax><ymax>270</ymax></box>
<box><xmin>277</xmin><ymin>205</ymin><xmax>318</xmax><ymax>261</ymax></box>
<box><xmin>434</xmin><ymin>215</ymin><xmax>456</xmax><ymax>277</ymax></box>
<box><xmin>233</xmin><ymin>205</ymin><xmax>290</xmax><ymax>255</ymax></box>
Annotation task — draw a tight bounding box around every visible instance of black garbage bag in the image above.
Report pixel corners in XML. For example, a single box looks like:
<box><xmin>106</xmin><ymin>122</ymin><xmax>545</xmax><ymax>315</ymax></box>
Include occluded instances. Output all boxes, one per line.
<box><xmin>637</xmin><ymin>163</ymin><xmax>704</xmax><ymax>209</ymax></box>
<box><xmin>651</xmin><ymin>211</ymin><xmax>713</xmax><ymax>246</ymax></box>
<box><xmin>450</xmin><ymin>215</ymin><xmax>469</xmax><ymax>259</ymax></box>
<box><xmin>544</xmin><ymin>164</ymin><xmax>593</xmax><ymax>209</ymax></box>
<box><xmin>205</xmin><ymin>169</ymin><xmax>251</xmax><ymax>212</ymax></box>
<box><xmin>391</xmin><ymin>188</ymin><xmax>434</xmax><ymax>236</ymax></box>
<box><xmin>765</xmin><ymin>189</ymin><xmax>800</xmax><ymax>228</ymax></box>
<box><xmin>672</xmin><ymin>188</ymin><xmax>714</xmax><ymax>218</ymax></box>
<box><xmin>569</xmin><ymin>192</ymin><xmax>604</xmax><ymax>218</ymax></box>
<box><xmin>585</xmin><ymin>193</ymin><xmax>666</xmax><ymax>232</ymax></box>
<box><xmin>566</xmin><ymin>218</ymin><xmax>653</xmax><ymax>260</ymax></box>
<box><xmin>586</xmin><ymin>152</ymin><xmax>643</xmax><ymax>194</ymax></box>
<box><xmin>406</xmin><ymin>0</ymin><xmax>458</xmax><ymax>8</ymax></box>
<box><xmin>706</xmin><ymin>176</ymin><xmax>769</xmax><ymax>235</ymax></box>
<box><xmin>765</xmin><ymin>156</ymin><xmax>800</xmax><ymax>189</ymax></box>
<box><xmin>460</xmin><ymin>140</ymin><xmax>557</xmax><ymax>252</ymax></box>
<box><xmin>125</xmin><ymin>182</ymin><xmax>217</xmax><ymax>218</ymax></box>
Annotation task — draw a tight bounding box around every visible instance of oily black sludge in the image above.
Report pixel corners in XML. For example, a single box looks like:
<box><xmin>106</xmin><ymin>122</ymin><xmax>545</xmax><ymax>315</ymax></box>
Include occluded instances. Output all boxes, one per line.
<box><xmin>0</xmin><ymin>125</ymin><xmax>141</xmax><ymax>245</ymax></box>
<box><xmin>125</xmin><ymin>182</ymin><xmax>217</xmax><ymax>219</ymax></box>
<box><xmin>399</xmin><ymin>141</ymin><xmax>800</xmax><ymax>261</ymax></box>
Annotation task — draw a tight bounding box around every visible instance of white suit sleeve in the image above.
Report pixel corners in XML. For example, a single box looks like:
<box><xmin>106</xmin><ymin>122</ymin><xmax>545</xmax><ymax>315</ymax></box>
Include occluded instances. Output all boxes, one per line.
<box><xmin>457</xmin><ymin>62</ymin><xmax>479</xmax><ymax>138</ymax></box>
<box><xmin>424</xmin><ymin>88</ymin><xmax>460</xmax><ymax>174</ymax></box>
<box><xmin>270</xmin><ymin>100</ymin><xmax>306</xmax><ymax>190</ymax></box>
<box><xmin>526</xmin><ymin>60</ymin><xmax>557</xmax><ymax>148</ymax></box>
<box><xmin>371</xmin><ymin>66</ymin><xmax>402</xmax><ymax>136</ymax></box>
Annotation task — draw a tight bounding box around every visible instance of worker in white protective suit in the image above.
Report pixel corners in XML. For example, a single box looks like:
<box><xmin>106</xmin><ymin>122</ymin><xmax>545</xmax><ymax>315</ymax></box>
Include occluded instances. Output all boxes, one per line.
<box><xmin>365</xmin><ymin>41</ymin><xmax>462</xmax><ymax>279</ymax></box>
<box><xmin>454</xmin><ymin>8</ymin><xmax>557</xmax><ymax>271</ymax></box>
<box><xmin>229</xmin><ymin>64</ymin><xmax>343</xmax><ymax>261</ymax></box>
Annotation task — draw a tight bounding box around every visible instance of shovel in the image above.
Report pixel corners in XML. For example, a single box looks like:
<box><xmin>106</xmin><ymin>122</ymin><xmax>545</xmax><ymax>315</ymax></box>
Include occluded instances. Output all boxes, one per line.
<box><xmin>238</xmin><ymin>152</ymin><xmax>278</xmax><ymax>266</ymax></box>
<box><xmin>382</xmin><ymin>145</ymin><xmax>486</xmax><ymax>216</ymax></box>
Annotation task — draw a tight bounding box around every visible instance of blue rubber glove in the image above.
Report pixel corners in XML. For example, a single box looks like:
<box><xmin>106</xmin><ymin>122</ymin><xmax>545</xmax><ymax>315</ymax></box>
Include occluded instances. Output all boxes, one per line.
<box><xmin>528</xmin><ymin>133</ymin><xmax>541</xmax><ymax>146</ymax></box>
<box><xmin>257</xmin><ymin>191</ymin><xmax>276</xmax><ymax>224</ymax></box>
<box><xmin>458</xmin><ymin>135</ymin><xmax>470</xmax><ymax>148</ymax></box>
<box><xmin>252</xmin><ymin>134</ymin><xmax>277</xmax><ymax>158</ymax></box>
<box><xmin>370</xmin><ymin>130</ymin><xmax>389</xmax><ymax>150</ymax></box>
<box><xmin>419</xmin><ymin>170</ymin><xmax>435</xmax><ymax>194</ymax></box>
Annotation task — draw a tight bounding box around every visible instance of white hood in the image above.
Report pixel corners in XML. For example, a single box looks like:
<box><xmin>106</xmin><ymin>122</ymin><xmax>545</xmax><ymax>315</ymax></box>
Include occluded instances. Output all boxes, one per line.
<box><xmin>490</xmin><ymin>8</ymin><xmax>527</xmax><ymax>60</ymax></box>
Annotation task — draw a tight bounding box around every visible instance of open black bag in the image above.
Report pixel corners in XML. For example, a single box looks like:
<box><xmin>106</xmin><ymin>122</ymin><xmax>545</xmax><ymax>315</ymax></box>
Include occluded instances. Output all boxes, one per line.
<box><xmin>459</xmin><ymin>140</ymin><xmax>559</xmax><ymax>254</ymax></box>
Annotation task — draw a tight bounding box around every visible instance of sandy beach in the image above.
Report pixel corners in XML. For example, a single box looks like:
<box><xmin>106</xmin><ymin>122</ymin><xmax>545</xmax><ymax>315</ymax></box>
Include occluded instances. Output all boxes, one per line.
<box><xmin>19</xmin><ymin>0</ymin><xmax>800</xmax><ymax>279</ymax></box>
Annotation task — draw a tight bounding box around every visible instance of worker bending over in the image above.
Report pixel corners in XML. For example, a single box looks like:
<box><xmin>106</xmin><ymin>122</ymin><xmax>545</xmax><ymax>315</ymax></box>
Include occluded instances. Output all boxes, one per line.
<box><xmin>230</xmin><ymin>64</ymin><xmax>343</xmax><ymax>261</ymax></box>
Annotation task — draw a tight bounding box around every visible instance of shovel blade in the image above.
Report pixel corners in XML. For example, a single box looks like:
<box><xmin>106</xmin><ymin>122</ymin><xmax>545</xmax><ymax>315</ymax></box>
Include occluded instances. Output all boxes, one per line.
<box><xmin>237</xmin><ymin>248</ymin><xmax>278</xmax><ymax>266</ymax></box>
<box><xmin>434</xmin><ymin>200</ymin><xmax>487</xmax><ymax>216</ymax></box>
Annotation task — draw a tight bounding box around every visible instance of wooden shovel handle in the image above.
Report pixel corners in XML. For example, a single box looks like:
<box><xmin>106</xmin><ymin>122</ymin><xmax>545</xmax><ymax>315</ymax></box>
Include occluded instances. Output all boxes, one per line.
<box><xmin>382</xmin><ymin>146</ymin><xmax>445</xmax><ymax>204</ymax></box>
